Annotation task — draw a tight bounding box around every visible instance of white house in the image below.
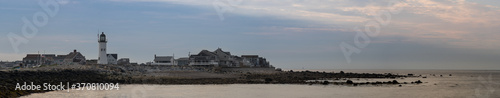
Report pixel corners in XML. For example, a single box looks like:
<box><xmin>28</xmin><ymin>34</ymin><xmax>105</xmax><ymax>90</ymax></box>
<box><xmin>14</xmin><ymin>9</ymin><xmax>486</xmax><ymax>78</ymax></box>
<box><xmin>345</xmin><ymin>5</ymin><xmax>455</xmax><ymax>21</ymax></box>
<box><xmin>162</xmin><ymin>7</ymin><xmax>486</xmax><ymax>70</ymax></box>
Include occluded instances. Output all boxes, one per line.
<box><xmin>107</xmin><ymin>54</ymin><xmax>117</xmax><ymax>64</ymax></box>
<box><xmin>152</xmin><ymin>55</ymin><xmax>175</xmax><ymax>66</ymax></box>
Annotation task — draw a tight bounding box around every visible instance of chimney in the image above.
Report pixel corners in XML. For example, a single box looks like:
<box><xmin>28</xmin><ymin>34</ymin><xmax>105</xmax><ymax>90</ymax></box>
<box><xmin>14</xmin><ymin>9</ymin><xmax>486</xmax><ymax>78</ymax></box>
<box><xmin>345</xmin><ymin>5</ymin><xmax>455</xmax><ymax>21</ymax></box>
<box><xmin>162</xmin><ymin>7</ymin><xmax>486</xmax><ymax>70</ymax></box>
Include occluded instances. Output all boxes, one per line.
<box><xmin>74</xmin><ymin>49</ymin><xmax>77</xmax><ymax>53</ymax></box>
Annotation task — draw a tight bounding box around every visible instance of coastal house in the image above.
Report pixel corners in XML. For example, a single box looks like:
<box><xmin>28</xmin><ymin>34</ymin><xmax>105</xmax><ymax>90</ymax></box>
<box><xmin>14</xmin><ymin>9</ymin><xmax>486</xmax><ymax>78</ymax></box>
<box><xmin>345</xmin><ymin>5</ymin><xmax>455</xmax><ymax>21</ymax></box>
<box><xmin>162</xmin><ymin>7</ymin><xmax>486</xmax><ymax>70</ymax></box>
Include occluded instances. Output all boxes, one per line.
<box><xmin>107</xmin><ymin>54</ymin><xmax>118</xmax><ymax>64</ymax></box>
<box><xmin>53</xmin><ymin>55</ymin><xmax>66</xmax><ymax>65</ymax></box>
<box><xmin>22</xmin><ymin>54</ymin><xmax>40</xmax><ymax>67</ymax></box>
<box><xmin>22</xmin><ymin>54</ymin><xmax>56</xmax><ymax>67</ymax></box>
<box><xmin>189</xmin><ymin>50</ymin><xmax>219</xmax><ymax>67</ymax></box>
<box><xmin>241</xmin><ymin>55</ymin><xmax>270</xmax><ymax>67</ymax></box>
<box><xmin>63</xmin><ymin>50</ymin><xmax>86</xmax><ymax>65</ymax></box>
<box><xmin>187</xmin><ymin>48</ymin><xmax>274</xmax><ymax>68</ymax></box>
<box><xmin>0</xmin><ymin>61</ymin><xmax>22</xmax><ymax>68</ymax></box>
<box><xmin>152</xmin><ymin>55</ymin><xmax>175</xmax><ymax>66</ymax></box>
<box><xmin>21</xmin><ymin>50</ymin><xmax>88</xmax><ymax>66</ymax></box>
<box><xmin>213</xmin><ymin>48</ymin><xmax>238</xmax><ymax>67</ymax></box>
<box><xmin>176</xmin><ymin>57</ymin><xmax>189</xmax><ymax>66</ymax></box>
<box><xmin>118</xmin><ymin>58</ymin><xmax>130</xmax><ymax>65</ymax></box>
<box><xmin>42</xmin><ymin>54</ymin><xmax>56</xmax><ymax>65</ymax></box>
<box><xmin>233</xmin><ymin>56</ymin><xmax>252</xmax><ymax>67</ymax></box>
<box><xmin>146</xmin><ymin>48</ymin><xmax>272</xmax><ymax>68</ymax></box>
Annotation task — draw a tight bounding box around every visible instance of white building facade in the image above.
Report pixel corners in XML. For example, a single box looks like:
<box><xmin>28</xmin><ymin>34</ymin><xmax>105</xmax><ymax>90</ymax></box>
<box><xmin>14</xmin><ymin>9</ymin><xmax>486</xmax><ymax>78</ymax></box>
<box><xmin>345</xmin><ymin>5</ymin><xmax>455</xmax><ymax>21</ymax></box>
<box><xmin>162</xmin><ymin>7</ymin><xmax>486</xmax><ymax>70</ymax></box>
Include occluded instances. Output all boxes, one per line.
<box><xmin>152</xmin><ymin>55</ymin><xmax>176</xmax><ymax>66</ymax></box>
<box><xmin>107</xmin><ymin>54</ymin><xmax>117</xmax><ymax>64</ymax></box>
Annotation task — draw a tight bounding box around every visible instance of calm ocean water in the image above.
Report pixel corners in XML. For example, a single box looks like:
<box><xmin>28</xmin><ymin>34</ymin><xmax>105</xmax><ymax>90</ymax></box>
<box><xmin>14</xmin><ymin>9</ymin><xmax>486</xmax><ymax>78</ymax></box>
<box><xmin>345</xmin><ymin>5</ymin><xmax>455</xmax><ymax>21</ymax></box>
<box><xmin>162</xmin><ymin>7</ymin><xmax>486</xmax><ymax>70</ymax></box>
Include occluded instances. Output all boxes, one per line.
<box><xmin>23</xmin><ymin>70</ymin><xmax>500</xmax><ymax>98</ymax></box>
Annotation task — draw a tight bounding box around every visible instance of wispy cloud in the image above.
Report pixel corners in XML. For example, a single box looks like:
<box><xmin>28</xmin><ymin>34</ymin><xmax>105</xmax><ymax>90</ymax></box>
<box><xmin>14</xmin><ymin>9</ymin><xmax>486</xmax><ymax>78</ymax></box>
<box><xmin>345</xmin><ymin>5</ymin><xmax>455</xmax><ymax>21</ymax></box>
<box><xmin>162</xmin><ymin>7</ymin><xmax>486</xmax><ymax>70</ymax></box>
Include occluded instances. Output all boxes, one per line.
<box><xmin>401</xmin><ymin>0</ymin><xmax>500</xmax><ymax>24</ymax></box>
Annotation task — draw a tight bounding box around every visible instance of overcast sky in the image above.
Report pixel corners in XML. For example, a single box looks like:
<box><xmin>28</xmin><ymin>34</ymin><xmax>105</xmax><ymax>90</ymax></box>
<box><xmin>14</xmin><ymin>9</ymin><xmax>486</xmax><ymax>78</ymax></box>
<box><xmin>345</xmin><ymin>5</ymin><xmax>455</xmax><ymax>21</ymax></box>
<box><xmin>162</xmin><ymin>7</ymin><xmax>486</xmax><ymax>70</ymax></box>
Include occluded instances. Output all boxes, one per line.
<box><xmin>1</xmin><ymin>0</ymin><xmax>499</xmax><ymax>70</ymax></box>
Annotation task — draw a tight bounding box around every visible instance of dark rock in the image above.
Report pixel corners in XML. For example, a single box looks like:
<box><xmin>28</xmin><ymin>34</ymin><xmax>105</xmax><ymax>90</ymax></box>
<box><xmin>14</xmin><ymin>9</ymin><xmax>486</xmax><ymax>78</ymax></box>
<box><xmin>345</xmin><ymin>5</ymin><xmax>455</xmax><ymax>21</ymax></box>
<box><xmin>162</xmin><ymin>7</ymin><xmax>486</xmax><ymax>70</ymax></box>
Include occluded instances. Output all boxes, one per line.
<box><xmin>346</xmin><ymin>80</ymin><xmax>353</xmax><ymax>84</ymax></box>
<box><xmin>415</xmin><ymin>80</ymin><xmax>423</xmax><ymax>84</ymax></box>
<box><xmin>322</xmin><ymin>81</ymin><xmax>329</xmax><ymax>85</ymax></box>
<box><xmin>392</xmin><ymin>80</ymin><xmax>399</xmax><ymax>84</ymax></box>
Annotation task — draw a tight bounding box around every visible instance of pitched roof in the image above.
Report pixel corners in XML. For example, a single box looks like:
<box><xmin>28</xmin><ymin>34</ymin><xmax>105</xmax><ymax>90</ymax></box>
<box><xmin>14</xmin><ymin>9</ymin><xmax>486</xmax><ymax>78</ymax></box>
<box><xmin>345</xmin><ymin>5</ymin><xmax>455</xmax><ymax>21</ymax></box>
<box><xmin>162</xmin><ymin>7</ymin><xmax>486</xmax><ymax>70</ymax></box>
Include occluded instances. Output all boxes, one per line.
<box><xmin>26</xmin><ymin>54</ymin><xmax>40</xmax><ymax>58</ymax></box>
<box><xmin>54</xmin><ymin>55</ymin><xmax>66</xmax><ymax>60</ymax></box>
<box><xmin>154</xmin><ymin>56</ymin><xmax>172</xmax><ymax>61</ymax></box>
<box><xmin>215</xmin><ymin>48</ymin><xmax>231</xmax><ymax>55</ymax></box>
<box><xmin>64</xmin><ymin>51</ymin><xmax>86</xmax><ymax>61</ymax></box>
<box><xmin>42</xmin><ymin>54</ymin><xmax>56</xmax><ymax>58</ymax></box>
<box><xmin>198</xmin><ymin>50</ymin><xmax>216</xmax><ymax>56</ymax></box>
<box><xmin>242</xmin><ymin>55</ymin><xmax>259</xmax><ymax>58</ymax></box>
<box><xmin>65</xmin><ymin>52</ymin><xmax>77</xmax><ymax>59</ymax></box>
<box><xmin>23</xmin><ymin>54</ymin><xmax>40</xmax><ymax>60</ymax></box>
<box><xmin>107</xmin><ymin>54</ymin><xmax>118</xmax><ymax>59</ymax></box>
<box><xmin>176</xmin><ymin>57</ymin><xmax>189</xmax><ymax>60</ymax></box>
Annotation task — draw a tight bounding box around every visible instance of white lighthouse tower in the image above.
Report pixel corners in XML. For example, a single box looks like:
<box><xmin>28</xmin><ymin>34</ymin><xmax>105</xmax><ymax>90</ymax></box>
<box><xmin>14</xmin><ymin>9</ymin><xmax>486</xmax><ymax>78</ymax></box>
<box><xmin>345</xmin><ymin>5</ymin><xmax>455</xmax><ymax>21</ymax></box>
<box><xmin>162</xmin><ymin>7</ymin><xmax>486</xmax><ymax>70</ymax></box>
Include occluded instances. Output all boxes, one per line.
<box><xmin>98</xmin><ymin>32</ymin><xmax>108</xmax><ymax>64</ymax></box>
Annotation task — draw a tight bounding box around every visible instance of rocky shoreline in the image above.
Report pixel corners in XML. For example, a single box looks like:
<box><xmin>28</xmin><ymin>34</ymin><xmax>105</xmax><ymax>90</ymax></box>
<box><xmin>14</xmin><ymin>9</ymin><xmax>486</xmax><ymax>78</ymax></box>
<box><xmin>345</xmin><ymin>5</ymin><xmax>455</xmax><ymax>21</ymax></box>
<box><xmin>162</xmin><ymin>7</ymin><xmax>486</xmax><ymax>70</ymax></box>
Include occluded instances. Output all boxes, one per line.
<box><xmin>0</xmin><ymin>65</ymin><xmax>421</xmax><ymax>97</ymax></box>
